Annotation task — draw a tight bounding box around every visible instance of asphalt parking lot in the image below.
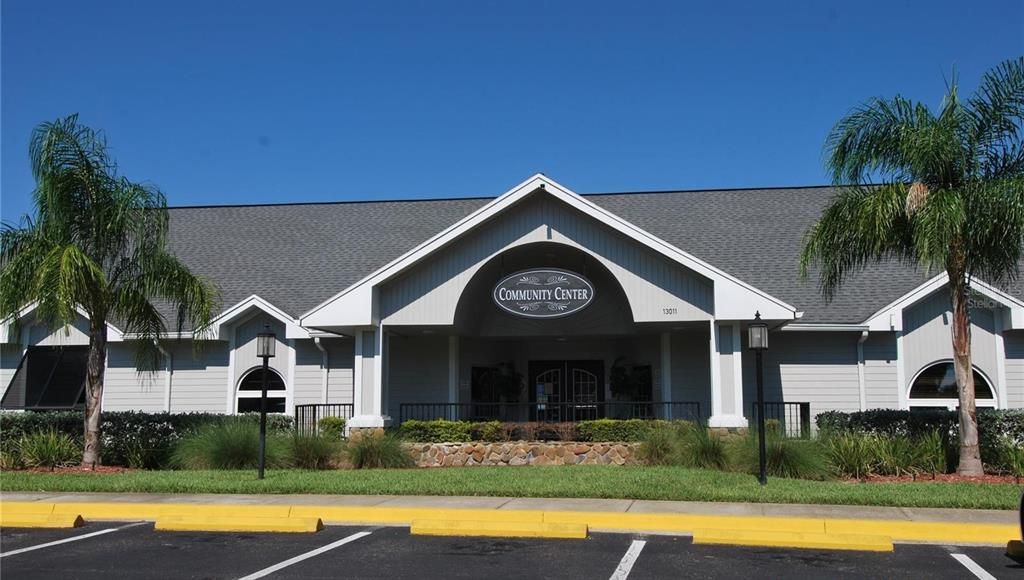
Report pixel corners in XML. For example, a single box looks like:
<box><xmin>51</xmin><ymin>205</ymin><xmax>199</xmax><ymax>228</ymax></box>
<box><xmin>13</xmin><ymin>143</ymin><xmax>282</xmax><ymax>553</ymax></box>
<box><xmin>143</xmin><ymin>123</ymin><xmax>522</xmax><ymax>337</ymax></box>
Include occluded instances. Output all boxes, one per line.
<box><xmin>1</xmin><ymin>522</ymin><xmax>1021</xmax><ymax>579</ymax></box>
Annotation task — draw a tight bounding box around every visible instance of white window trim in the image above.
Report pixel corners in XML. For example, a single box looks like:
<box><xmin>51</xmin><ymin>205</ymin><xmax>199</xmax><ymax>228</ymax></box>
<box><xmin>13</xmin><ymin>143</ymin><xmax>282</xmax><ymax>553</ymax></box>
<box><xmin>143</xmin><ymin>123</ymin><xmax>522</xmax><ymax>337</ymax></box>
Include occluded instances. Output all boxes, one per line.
<box><xmin>235</xmin><ymin>366</ymin><xmax>288</xmax><ymax>413</ymax></box>
<box><xmin>905</xmin><ymin>360</ymin><xmax>999</xmax><ymax>410</ymax></box>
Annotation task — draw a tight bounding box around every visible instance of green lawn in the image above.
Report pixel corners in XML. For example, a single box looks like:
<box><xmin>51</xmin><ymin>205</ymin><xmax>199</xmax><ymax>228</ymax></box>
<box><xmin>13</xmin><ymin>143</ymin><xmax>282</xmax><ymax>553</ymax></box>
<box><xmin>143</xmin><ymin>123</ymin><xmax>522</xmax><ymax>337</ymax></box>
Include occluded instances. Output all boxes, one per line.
<box><xmin>3</xmin><ymin>467</ymin><xmax>1021</xmax><ymax>510</ymax></box>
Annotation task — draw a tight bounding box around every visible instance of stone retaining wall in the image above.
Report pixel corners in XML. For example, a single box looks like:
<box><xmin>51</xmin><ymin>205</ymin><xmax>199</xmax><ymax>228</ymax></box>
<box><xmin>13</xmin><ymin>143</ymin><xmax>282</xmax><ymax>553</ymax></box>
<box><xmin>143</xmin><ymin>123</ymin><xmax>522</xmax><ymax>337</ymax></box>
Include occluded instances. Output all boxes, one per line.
<box><xmin>406</xmin><ymin>441</ymin><xmax>641</xmax><ymax>467</ymax></box>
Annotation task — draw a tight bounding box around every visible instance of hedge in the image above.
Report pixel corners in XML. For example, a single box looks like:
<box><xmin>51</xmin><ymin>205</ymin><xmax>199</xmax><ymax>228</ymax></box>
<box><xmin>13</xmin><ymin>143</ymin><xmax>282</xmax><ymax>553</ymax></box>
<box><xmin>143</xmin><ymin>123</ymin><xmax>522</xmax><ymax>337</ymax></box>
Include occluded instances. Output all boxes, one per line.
<box><xmin>815</xmin><ymin>409</ymin><xmax>1024</xmax><ymax>469</ymax></box>
<box><xmin>0</xmin><ymin>411</ymin><xmax>293</xmax><ymax>468</ymax></box>
<box><xmin>395</xmin><ymin>418</ymin><xmax>693</xmax><ymax>442</ymax></box>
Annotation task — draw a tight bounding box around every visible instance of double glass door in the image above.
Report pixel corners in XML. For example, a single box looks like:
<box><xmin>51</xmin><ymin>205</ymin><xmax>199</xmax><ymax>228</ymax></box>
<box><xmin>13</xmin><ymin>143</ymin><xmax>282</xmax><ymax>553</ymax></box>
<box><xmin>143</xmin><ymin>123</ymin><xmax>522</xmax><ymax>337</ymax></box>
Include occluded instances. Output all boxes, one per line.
<box><xmin>528</xmin><ymin>360</ymin><xmax>604</xmax><ymax>421</ymax></box>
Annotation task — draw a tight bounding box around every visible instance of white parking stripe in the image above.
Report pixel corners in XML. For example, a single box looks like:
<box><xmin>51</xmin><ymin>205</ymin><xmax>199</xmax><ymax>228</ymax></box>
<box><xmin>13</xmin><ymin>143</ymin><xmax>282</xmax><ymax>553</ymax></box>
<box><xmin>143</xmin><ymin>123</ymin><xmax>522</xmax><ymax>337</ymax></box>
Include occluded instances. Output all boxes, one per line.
<box><xmin>609</xmin><ymin>539</ymin><xmax>646</xmax><ymax>580</ymax></box>
<box><xmin>236</xmin><ymin>530</ymin><xmax>372</xmax><ymax>580</ymax></box>
<box><xmin>0</xmin><ymin>522</ymin><xmax>147</xmax><ymax>558</ymax></box>
<box><xmin>950</xmin><ymin>553</ymin><xmax>997</xmax><ymax>580</ymax></box>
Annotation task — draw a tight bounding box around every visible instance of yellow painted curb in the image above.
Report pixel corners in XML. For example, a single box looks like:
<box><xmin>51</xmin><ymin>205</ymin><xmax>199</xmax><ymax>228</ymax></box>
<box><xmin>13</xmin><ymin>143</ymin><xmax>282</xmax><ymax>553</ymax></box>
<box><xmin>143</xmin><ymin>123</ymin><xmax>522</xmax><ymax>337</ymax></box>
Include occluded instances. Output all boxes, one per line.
<box><xmin>1</xmin><ymin>502</ymin><xmax>57</xmax><ymax>516</ymax></box>
<box><xmin>411</xmin><ymin>519</ymin><xmax>588</xmax><ymax>539</ymax></box>
<box><xmin>155</xmin><ymin>515</ymin><xmax>323</xmax><ymax>533</ymax></box>
<box><xmin>543</xmin><ymin>511</ymin><xmax>825</xmax><ymax>534</ymax></box>
<box><xmin>1</xmin><ymin>514</ymin><xmax>85</xmax><ymax>529</ymax></box>
<box><xmin>693</xmin><ymin>529</ymin><xmax>894</xmax><ymax>552</ymax></box>
<box><xmin>826</xmin><ymin>519</ymin><xmax>1018</xmax><ymax>545</ymax></box>
<box><xmin>290</xmin><ymin>506</ymin><xmax>545</xmax><ymax>525</ymax></box>
<box><xmin>1007</xmin><ymin>540</ymin><xmax>1024</xmax><ymax>558</ymax></box>
<box><xmin>50</xmin><ymin>502</ymin><xmax>291</xmax><ymax>521</ymax></box>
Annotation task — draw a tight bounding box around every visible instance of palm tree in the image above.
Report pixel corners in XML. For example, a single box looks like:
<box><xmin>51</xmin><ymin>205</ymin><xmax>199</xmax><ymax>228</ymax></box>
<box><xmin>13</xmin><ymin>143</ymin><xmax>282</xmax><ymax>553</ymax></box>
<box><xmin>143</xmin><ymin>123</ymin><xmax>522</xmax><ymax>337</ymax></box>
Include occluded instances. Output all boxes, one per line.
<box><xmin>0</xmin><ymin>115</ymin><xmax>218</xmax><ymax>468</ymax></box>
<box><xmin>800</xmin><ymin>57</ymin><xmax>1024</xmax><ymax>475</ymax></box>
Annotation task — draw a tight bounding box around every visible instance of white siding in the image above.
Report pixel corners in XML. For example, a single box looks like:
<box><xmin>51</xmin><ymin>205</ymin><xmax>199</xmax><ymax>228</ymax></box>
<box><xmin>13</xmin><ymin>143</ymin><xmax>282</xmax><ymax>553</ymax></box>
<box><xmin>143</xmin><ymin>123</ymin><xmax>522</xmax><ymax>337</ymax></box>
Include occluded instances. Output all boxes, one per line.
<box><xmin>380</xmin><ymin>193</ymin><xmax>714</xmax><ymax>326</ymax></box>
<box><xmin>1</xmin><ymin>344</ymin><xmax>25</xmax><ymax>405</ymax></box>
<box><xmin>326</xmin><ymin>338</ymin><xmax>354</xmax><ymax>405</ymax></box>
<box><xmin>743</xmin><ymin>331</ymin><xmax>861</xmax><ymax>418</ymax></box>
<box><xmin>103</xmin><ymin>343</ymin><xmax>165</xmax><ymax>412</ymax></box>
<box><xmin>168</xmin><ymin>341</ymin><xmax>230</xmax><ymax>413</ymax></box>
<box><xmin>864</xmin><ymin>333</ymin><xmax>898</xmax><ymax>409</ymax></box>
<box><xmin>1006</xmin><ymin>330</ymin><xmax>1024</xmax><ymax>409</ymax></box>
<box><xmin>902</xmin><ymin>290</ymin><xmax>999</xmax><ymax>392</ymax></box>
<box><xmin>292</xmin><ymin>340</ymin><xmax>324</xmax><ymax>406</ymax></box>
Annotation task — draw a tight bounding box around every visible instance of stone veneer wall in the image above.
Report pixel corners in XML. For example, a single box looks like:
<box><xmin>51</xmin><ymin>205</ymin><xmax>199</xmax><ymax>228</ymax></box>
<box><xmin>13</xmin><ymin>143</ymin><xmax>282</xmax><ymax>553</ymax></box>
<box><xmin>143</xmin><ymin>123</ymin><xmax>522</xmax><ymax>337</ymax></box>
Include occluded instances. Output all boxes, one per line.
<box><xmin>406</xmin><ymin>441</ymin><xmax>641</xmax><ymax>467</ymax></box>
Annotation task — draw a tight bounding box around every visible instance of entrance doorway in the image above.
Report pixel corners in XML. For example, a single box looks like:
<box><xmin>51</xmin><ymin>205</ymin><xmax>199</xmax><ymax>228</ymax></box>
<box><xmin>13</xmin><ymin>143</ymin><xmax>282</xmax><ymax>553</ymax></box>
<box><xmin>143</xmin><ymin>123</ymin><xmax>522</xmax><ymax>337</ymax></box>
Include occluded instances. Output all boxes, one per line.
<box><xmin>528</xmin><ymin>360</ymin><xmax>604</xmax><ymax>421</ymax></box>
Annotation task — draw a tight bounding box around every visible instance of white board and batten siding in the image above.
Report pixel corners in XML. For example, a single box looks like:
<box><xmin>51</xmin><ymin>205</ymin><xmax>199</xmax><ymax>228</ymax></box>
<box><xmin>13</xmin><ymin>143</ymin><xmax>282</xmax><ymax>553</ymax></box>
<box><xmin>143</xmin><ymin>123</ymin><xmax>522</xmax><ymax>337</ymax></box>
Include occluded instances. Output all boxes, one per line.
<box><xmin>379</xmin><ymin>194</ymin><xmax>714</xmax><ymax>326</ymax></box>
<box><xmin>902</xmin><ymin>290</ymin><xmax>1000</xmax><ymax>394</ymax></box>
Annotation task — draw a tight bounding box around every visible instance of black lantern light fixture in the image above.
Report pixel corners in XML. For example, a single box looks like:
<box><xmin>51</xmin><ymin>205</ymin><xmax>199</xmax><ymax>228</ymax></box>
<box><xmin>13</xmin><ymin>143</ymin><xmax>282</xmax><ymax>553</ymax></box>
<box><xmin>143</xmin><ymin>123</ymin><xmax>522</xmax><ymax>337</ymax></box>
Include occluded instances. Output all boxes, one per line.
<box><xmin>255</xmin><ymin>323</ymin><xmax>276</xmax><ymax>479</ymax></box>
<box><xmin>748</xmin><ymin>311</ymin><xmax>769</xmax><ymax>486</ymax></box>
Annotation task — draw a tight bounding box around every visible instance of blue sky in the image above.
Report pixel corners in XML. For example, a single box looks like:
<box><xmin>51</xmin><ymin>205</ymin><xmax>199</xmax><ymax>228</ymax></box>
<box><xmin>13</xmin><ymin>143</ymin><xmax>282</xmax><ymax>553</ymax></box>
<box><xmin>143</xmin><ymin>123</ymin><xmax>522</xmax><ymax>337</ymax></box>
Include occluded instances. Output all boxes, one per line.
<box><xmin>2</xmin><ymin>1</ymin><xmax>1021</xmax><ymax>221</ymax></box>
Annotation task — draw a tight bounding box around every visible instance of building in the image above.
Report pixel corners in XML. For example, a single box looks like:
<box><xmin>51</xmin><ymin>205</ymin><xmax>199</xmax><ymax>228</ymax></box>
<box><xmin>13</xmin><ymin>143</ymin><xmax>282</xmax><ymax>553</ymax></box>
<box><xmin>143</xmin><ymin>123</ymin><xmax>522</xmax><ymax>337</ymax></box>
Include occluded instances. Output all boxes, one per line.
<box><xmin>2</xmin><ymin>174</ymin><xmax>1022</xmax><ymax>432</ymax></box>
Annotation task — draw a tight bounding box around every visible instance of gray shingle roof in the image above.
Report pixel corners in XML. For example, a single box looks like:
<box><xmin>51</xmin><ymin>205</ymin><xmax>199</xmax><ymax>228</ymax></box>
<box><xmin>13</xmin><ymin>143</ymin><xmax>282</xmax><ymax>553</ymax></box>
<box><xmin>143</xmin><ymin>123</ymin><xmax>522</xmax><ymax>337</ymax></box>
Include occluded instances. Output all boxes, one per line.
<box><xmin>164</xmin><ymin>186</ymin><xmax>1023</xmax><ymax>326</ymax></box>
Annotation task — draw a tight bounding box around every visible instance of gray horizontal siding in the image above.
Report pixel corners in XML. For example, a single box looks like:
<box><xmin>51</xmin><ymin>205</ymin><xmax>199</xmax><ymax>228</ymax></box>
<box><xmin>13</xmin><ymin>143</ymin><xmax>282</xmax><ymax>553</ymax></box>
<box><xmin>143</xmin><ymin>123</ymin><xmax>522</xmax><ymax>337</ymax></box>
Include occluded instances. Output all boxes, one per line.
<box><xmin>168</xmin><ymin>341</ymin><xmax>230</xmax><ymax>413</ymax></box>
<box><xmin>1006</xmin><ymin>330</ymin><xmax>1024</xmax><ymax>409</ymax></box>
<box><xmin>103</xmin><ymin>344</ymin><xmax>165</xmax><ymax>412</ymax></box>
<box><xmin>864</xmin><ymin>333</ymin><xmax>898</xmax><ymax>409</ymax></box>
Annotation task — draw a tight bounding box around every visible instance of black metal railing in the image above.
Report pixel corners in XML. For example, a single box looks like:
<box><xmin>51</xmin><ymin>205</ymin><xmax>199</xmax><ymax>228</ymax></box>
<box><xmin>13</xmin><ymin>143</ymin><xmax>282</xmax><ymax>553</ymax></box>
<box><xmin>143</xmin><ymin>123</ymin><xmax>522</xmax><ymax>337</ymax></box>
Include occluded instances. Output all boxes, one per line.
<box><xmin>398</xmin><ymin>401</ymin><xmax>702</xmax><ymax>424</ymax></box>
<box><xmin>750</xmin><ymin>401</ymin><xmax>811</xmax><ymax>438</ymax></box>
<box><xmin>294</xmin><ymin>403</ymin><xmax>354</xmax><ymax>434</ymax></box>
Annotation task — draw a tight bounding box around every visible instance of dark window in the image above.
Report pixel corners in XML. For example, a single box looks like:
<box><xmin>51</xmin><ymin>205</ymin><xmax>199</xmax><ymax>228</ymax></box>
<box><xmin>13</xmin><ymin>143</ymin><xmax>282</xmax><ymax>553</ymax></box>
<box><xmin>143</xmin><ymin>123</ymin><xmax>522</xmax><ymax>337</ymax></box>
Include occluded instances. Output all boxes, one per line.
<box><xmin>236</xmin><ymin>367</ymin><xmax>286</xmax><ymax>413</ymax></box>
<box><xmin>909</xmin><ymin>363</ymin><xmax>993</xmax><ymax>399</ymax></box>
<box><xmin>1</xmin><ymin>346</ymin><xmax>88</xmax><ymax>410</ymax></box>
<box><xmin>238</xmin><ymin>368</ymin><xmax>286</xmax><ymax>391</ymax></box>
<box><xmin>237</xmin><ymin>397</ymin><xmax>286</xmax><ymax>413</ymax></box>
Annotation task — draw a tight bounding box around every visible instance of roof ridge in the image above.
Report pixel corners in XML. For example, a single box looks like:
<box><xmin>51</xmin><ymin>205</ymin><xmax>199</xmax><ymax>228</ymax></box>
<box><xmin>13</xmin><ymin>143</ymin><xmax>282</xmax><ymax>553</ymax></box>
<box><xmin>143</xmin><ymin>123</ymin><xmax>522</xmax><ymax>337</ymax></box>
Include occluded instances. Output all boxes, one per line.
<box><xmin>166</xmin><ymin>183</ymin><xmax>838</xmax><ymax>211</ymax></box>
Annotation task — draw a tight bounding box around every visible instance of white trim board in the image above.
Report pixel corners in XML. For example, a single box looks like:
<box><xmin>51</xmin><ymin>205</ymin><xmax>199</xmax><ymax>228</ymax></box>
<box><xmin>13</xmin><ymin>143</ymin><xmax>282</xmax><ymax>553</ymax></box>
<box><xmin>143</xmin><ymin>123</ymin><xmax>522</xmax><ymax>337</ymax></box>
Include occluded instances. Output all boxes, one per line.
<box><xmin>862</xmin><ymin>274</ymin><xmax>1024</xmax><ymax>331</ymax></box>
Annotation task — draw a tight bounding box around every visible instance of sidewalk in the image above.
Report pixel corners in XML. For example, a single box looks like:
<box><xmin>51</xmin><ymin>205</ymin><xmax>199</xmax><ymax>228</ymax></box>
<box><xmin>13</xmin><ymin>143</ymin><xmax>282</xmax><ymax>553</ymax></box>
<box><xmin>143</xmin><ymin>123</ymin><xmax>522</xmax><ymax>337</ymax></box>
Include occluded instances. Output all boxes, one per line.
<box><xmin>3</xmin><ymin>491</ymin><xmax>1017</xmax><ymax>524</ymax></box>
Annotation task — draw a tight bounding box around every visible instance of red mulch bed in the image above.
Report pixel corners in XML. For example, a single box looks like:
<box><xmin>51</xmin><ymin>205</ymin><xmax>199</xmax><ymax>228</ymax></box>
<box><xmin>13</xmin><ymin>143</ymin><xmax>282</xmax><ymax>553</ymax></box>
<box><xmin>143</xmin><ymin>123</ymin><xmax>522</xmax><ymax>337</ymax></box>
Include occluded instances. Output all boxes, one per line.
<box><xmin>857</xmin><ymin>473</ymin><xmax>1021</xmax><ymax>485</ymax></box>
<box><xmin>22</xmin><ymin>465</ymin><xmax>135</xmax><ymax>475</ymax></box>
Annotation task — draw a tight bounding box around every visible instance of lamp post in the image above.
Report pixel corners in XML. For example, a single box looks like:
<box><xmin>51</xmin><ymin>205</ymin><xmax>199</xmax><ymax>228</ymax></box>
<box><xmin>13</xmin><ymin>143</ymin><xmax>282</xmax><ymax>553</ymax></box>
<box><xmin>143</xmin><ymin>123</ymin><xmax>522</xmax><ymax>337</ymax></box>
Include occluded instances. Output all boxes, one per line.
<box><xmin>255</xmin><ymin>324</ymin><xmax>276</xmax><ymax>480</ymax></box>
<box><xmin>748</xmin><ymin>311</ymin><xmax>769</xmax><ymax>486</ymax></box>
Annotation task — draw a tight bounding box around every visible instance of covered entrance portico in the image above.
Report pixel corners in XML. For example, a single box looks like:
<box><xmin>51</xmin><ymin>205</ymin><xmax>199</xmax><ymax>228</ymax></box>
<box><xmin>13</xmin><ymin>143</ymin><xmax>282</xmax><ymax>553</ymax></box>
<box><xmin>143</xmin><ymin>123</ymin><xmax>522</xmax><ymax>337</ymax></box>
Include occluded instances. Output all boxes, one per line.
<box><xmin>300</xmin><ymin>175</ymin><xmax>801</xmax><ymax>431</ymax></box>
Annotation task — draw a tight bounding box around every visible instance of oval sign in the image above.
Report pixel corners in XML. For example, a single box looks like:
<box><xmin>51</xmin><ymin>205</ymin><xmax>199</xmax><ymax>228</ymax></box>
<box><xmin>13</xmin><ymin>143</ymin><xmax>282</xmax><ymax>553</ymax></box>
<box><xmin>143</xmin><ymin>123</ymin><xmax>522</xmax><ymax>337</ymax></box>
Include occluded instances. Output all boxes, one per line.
<box><xmin>492</xmin><ymin>269</ymin><xmax>595</xmax><ymax>319</ymax></box>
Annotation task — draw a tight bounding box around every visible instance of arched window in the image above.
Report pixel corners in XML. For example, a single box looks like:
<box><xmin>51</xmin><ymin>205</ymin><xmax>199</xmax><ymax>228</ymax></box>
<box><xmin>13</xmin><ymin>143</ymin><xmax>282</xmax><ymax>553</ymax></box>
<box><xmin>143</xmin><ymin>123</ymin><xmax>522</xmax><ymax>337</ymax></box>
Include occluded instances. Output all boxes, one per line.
<box><xmin>908</xmin><ymin>362</ymin><xmax>996</xmax><ymax>410</ymax></box>
<box><xmin>236</xmin><ymin>368</ymin><xmax>286</xmax><ymax>413</ymax></box>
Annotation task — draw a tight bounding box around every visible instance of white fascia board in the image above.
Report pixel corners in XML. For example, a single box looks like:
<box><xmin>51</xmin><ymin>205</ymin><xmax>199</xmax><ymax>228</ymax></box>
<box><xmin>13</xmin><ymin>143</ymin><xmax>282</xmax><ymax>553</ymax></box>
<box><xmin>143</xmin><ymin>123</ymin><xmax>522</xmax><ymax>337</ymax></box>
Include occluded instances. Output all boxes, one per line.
<box><xmin>779</xmin><ymin>323</ymin><xmax>870</xmax><ymax>332</ymax></box>
<box><xmin>862</xmin><ymin>273</ymin><xmax>1024</xmax><ymax>331</ymax></box>
<box><xmin>203</xmin><ymin>295</ymin><xmax>310</xmax><ymax>340</ymax></box>
<box><xmin>301</xmin><ymin>174</ymin><xmax>799</xmax><ymax>327</ymax></box>
<box><xmin>0</xmin><ymin>301</ymin><xmax>125</xmax><ymax>342</ymax></box>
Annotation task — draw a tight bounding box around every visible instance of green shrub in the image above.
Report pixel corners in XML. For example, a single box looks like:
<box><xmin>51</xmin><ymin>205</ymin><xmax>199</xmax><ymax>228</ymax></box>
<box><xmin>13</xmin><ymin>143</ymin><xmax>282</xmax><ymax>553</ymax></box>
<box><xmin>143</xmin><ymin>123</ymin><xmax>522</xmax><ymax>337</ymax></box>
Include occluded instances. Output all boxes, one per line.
<box><xmin>397</xmin><ymin>419</ymin><xmax>473</xmax><ymax>442</ymax></box>
<box><xmin>732</xmin><ymin>434</ymin><xmax>830</xmax><ymax>480</ymax></box>
<box><xmin>344</xmin><ymin>432</ymin><xmax>413</xmax><ymax>469</ymax></box>
<box><xmin>577</xmin><ymin>419</ymin><xmax>688</xmax><ymax>442</ymax></box>
<box><xmin>0</xmin><ymin>410</ymin><xmax>293</xmax><ymax>468</ymax></box>
<box><xmin>0</xmin><ymin>448</ymin><xmax>22</xmax><ymax>470</ymax></box>
<box><xmin>290</xmin><ymin>433</ymin><xmax>342</xmax><ymax>469</ymax></box>
<box><xmin>470</xmin><ymin>421</ymin><xmax>503</xmax><ymax>442</ymax></box>
<box><xmin>171</xmin><ymin>419</ymin><xmax>288</xmax><ymax>470</ymax></box>
<box><xmin>998</xmin><ymin>436</ymin><xmax>1024</xmax><ymax>483</ymax></box>
<box><xmin>19</xmin><ymin>430</ymin><xmax>80</xmax><ymax>469</ymax></box>
<box><xmin>317</xmin><ymin>416</ymin><xmax>347</xmax><ymax>440</ymax></box>
<box><xmin>824</xmin><ymin>432</ymin><xmax>875</xmax><ymax>480</ymax></box>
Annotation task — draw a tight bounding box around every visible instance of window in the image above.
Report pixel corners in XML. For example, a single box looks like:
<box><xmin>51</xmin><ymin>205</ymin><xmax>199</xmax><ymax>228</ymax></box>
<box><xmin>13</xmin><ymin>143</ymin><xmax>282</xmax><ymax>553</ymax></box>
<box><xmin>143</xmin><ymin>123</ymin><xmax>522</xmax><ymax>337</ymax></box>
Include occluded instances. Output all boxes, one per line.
<box><xmin>236</xmin><ymin>367</ymin><xmax>286</xmax><ymax>413</ymax></box>
<box><xmin>0</xmin><ymin>346</ymin><xmax>88</xmax><ymax>410</ymax></box>
<box><xmin>908</xmin><ymin>362</ymin><xmax>995</xmax><ymax>410</ymax></box>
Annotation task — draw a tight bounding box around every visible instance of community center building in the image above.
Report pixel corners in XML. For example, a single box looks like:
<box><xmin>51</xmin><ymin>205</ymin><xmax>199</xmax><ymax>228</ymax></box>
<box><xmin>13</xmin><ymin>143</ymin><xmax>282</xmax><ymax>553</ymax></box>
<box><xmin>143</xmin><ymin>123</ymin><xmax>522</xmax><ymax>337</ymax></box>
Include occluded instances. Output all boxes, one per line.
<box><xmin>3</xmin><ymin>174</ymin><xmax>1023</xmax><ymax>432</ymax></box>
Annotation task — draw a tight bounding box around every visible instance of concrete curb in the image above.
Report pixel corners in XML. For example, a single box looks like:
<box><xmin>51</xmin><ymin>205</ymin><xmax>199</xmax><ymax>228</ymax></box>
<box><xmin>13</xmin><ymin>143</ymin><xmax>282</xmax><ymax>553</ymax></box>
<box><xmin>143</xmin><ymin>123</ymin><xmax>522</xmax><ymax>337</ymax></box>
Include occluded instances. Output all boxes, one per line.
<box><xmin>1</xmin><ymin>500</ymin><xmax>1018</xmax><ymax>546</ymax></box>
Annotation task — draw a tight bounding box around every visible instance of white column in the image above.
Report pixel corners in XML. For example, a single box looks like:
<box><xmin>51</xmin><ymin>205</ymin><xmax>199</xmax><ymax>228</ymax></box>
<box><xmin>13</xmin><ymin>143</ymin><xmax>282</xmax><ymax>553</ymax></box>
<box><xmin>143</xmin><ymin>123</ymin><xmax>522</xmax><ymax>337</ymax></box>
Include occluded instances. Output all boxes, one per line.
<box><xmin>348</xmin><ymin>326</ymin><xmax>392</xmax><ymax>429</ymax></box>
<box><xmin>286</xmin><ymin>338</ymin><xmax>296</xmax><ymax>415</ymax></box>
<box><xmin>225</xmin><ymin>330</ymin><xmax>236</xmax><ymax>414</ymax></box>
<box><xmin>994</xmin><ymin>310</ymin><xmax>1008</xmax><ymax>410</ymax></box>
<box><xmin>896</xmin><ymin>330</ymin><xmax>907</xmax><ymax>410</ymax></box>
<box><xmin>857</xmin><ymin>331</ymin><xmax>868</xmax><ymax>411</ymax></box>
<box><xmin>448</xmin><ymin>335</ymin><xmax>459</xmax><ymax>404</ymax></box>
<box><xmin>708</xmin><ymin>320</ymin><xmax>748</xmax><ymax>428</ymax></box>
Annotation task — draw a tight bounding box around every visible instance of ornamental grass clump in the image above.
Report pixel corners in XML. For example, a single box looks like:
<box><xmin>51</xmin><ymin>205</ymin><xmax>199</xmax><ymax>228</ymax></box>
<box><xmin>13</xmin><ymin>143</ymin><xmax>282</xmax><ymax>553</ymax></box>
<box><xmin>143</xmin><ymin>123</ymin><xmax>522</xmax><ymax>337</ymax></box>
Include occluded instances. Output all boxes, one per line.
<box><xmin>344</xmin><ymin>432</ymin><xmax>413</xmax><ymax>469</ymax></box>
<box><xmin>999</xmin><ymin>436</ymin><xmax>1024</xmax><ymax>483</ymax></box>
<box><xmin>824</xmin><ymin>432</ymin><xmax>876</xmax><ymax>480</ymax></box>
<box><xmin>317</xmin><ymin>416</ymin><xmax>347</xmax><ymax>441</ymax></box>
<box><xmin>681</xmin><ymin>424</ymin><xmax>729</xmax><ymax>470</ymax></box>
<box><xmin>170</xmin><ymin>419</ymin><xmax>288</xmax><ymax>470</ymax></box>
<box><xmin>732</xmin><ymin>433</ymin><xmax>831</xmax><ymax>480</ymax></box>
<box><xmin>18</xmin><ymin>430</ymin><xmax>80</xmax><ymax>470</ymax></box>
<box><xmin>290</xmin><ymin>433</ymin><xmax>343</xmax><ymax>470</ymax></box>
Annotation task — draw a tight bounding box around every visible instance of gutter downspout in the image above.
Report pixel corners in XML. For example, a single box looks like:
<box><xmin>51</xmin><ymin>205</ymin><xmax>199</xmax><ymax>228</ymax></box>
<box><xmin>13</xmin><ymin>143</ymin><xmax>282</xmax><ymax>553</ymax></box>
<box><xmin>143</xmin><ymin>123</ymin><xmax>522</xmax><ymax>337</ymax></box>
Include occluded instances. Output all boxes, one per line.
<box><xmin>154</xmin><ymin>340</ymin><xmax>173</xmax><ymax>412</ymax></box>
<box><xmin>856</xmin><ymin>331</ymin><xmax>869</xmax><ymax>411</ymax></box>
<box><xmin>314</xmin><ymin>337</ymin><xmax>329</xmax><ymax>404</ymax></box>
